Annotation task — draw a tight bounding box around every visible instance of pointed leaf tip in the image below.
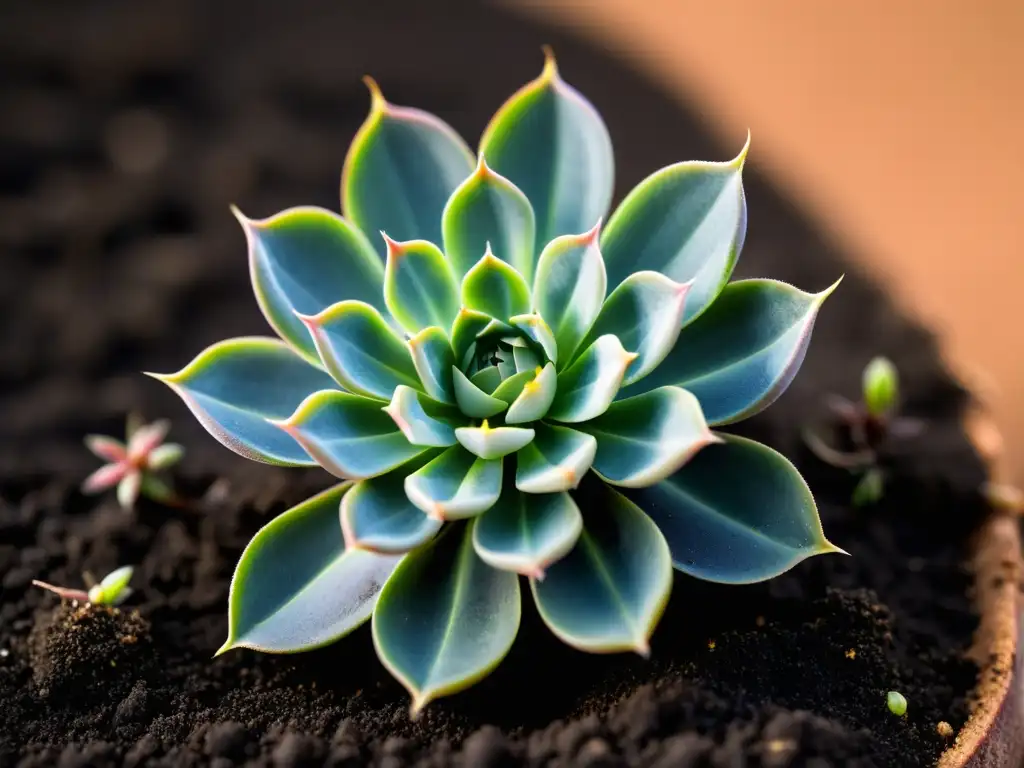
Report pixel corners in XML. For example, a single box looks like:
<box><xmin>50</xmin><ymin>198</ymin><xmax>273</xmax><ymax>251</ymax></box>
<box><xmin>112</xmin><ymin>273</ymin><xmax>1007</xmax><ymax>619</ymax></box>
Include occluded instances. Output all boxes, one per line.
<box><xmin>541</xmin><ymin>44</ymin><xmax>558</xmax><ymax>80</ymax></box>
<box><xmin>362</xmin><ymin>75</ymin><xmax>386</xmax><ymax>113</ymax></box>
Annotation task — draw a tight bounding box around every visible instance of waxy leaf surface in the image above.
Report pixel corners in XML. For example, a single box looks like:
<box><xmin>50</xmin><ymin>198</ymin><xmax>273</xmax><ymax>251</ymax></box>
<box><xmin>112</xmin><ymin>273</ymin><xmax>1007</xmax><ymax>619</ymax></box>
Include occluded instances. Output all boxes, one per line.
<box><xmin>460</xmin><ymin>251</ymin><xmax>531</xmax><ymax>321</ymax></box>
<box><xmin>342</xmin><ymin>472</ymin><xmax>442</xmax><ymax>553</ymax></box>
<box><xmin>505</xmin><ymin>363</ymin><xmax>557</xmax><ymax>424</ymax></box>
<box><xmin>405</xmin><ymin>446</ymin><xmax>502</xmax><ymax>520</ymax></box>
<box><xmin>547</xmin><ymin>335</ymin><xmax>633</xmax><ymax>423</ymax></box>
<box><xmin>409</xmin><ymin>326</ymin><xmax>456</xmax><ymax>404</ymax></box>
<box><xmin>515</xmin><ymin>423</ymin><xmax>597</xmax><ymax>494</ymax></box>
<box><xmin>455</xmin><ymin>424</ymin><xmax>535</xmax><ymax>461</ymax></box>
<box><xmin>383</xmin><ymin>238</ymin><xmax>460</xmax><ymax>334</ymax></box>
<box><xmin>384</xmin><ymin>386</ymin><xmax>458</xmax><ymax>447</ymax></box>
<box><xmin>452</xmin><ymin>367</ymin><xmax>508</xmax><ymax>419</ymax></box>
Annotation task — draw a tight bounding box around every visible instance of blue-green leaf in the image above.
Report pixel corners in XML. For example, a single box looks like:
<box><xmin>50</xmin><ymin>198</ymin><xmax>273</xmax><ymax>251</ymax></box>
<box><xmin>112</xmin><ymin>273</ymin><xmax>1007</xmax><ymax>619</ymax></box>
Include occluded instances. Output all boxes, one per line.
<box><xmin>578</xmin><ymin>386</ymin><xmax>718</xmax><ymax>488</ymax></box>
<box><xmin>460</xmin><ymin>249</ymin><xmax>532</xmax><ymax>321</ymax></box>
<box><xmin>372</xmin><ymin>523</ymin><xmax>521</xmax><ymax>716</ymax></box>
<box><xmin>505</xmin><ymin>362</ymin><xmax>557</xmax><ymax>424</ymax></box>
<box><xmin>513</xmin><ymin>345</ymin><xmax>541</xmax><ymax>373</ymax></box>
<box><xmin>409</xmin><ymin>326</ymin><xmax>456</xmax><ymax>404</ymax></box>
<box><xmin>532</xmin><ymin>222</ymin><xmax>607</xmax><ymax>365</ymax></box>
<box><xmin>547</xmin><ymin>335</ymin><xmax>635</xmax><ymax>423</ymax></box>
<box><xmin>342</xmin><ymin>79</ymin><xmax>475</xmax><ymax>257</ymax></box>
<box><xmin>515</xmin><ymin>422</ymin><xmax>597</xmax><ymax>494</ymax></box>
<box><xmin>601</xmin><ymin>136</ymin><xmax>749</xmax><ymax>326</ymax></box>
<box><xmin>620</xmin><ymin>278</ymin><xmax>840</xmax><ymax>425</ymax></box>
<box><xmin>452</xmin><ymin>367</ymin><xmax>508</xmax><ymax>419</ymax></box>
<box><xmin>470</xmin><ymin>365</ymin><xmax>503</xmax><ymax>394</ymax></box>
<box><xmin>532</xmin><ymin>480</ymin><xmax>671</xmax><ymax>654</ymax></box>
<box><xmin>342</xmin><ymin>472</ymin><xmax>442</xmax><ymax>554</ymax></box>
<box><xmin>404</xmin><ymin>446</ymin><xmax>502</xmax><ymax>521</ymax></box>
<box><xmin>276</xmin><ymin>390</ymin><xmax>427</xmax><ymax>479</ymax></box>
<box><xmin>473</xmin><ymin>488</ymin><xmax>582</xmax><ymax>578</ymax></box>
<box><xmin>234</xmin><ymin>206</ymin><xmax>385</xmax><ymax>363</ymax></box>
<box><xmin>455</xmin><ymin>422</ymin><xmax>536</xmax><ymax>461</ymax></box>
<box><xmin>625</xmin><ymin>434</ymin><xmax>844</xmax><ymax>583</ymax></box>
<box><xmin>508</xmin><ymin>313</ymin><xmax>559</xmax><ymax>366</ymax></box>
<box><xmin>147</xmin><ymin>337</ymin><xmax>336</xmax><ymax>466</ymax></box>
<box><xmin>219</xmin><ymin>483</ymin><xmax>401</xmax><ymax>654</ymax></box>
<box><xmin>480</xmin><ymin>48</ymin><xmax>614</xmax><ymax>258</ymax></box>
<box><xmin>490</xmin><ymin>369</ymin><xmax>534</xmax><ymax>405</ymax></box>
<box><xmin>383</xmin><ymin>236</ymin><xmax>461</xmax><ymax>334</ymax></box>
<box><xmin>579</xmin><ymin>271</ymin><xmax>689</xmax><ymax>387</ymax></box>
<box><xmin>384</xmin><ymin>386</ymin><xmax>459</xmax><ymax>447</ymax></box>
<box><xmin>442</xmin><ymin>157</ymin><xmax>536</xmax><ymax>279</ymax></box>
<box><xmin>450</xmin><ymin>307</ymin><xmax>494</xmax><ymax>369</ymax></box>
<box><xmin>299</xmin><ymin>300</ymin><xmax>420</xmax><ymax>401</ymax></box>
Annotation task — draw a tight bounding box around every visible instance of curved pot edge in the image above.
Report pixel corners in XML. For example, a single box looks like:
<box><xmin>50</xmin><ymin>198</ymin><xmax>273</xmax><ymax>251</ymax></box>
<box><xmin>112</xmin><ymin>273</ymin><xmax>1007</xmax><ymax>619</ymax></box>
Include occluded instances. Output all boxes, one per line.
<box><xmin>939</xmin><ymin>407</ymin><xmax>1023</xmax><ymax>768</ymax></box>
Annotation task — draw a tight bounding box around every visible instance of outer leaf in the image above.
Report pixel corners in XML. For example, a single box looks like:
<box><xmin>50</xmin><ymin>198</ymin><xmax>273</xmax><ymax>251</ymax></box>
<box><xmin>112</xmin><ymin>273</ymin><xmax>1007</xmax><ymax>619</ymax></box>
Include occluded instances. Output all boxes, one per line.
<box><xmin>460</xmin><ymin>249</ymin><xmax>531</xmax><ymax>321</ymax></box>
<box><xmin>235</xmin><ymin>206</ymin><xmax>386</xmax><ymax>363</ymax></box>
<box><xmin>546</xmin><ymin>335</ymin><xmax>635</xmax><ymax>423</ymax></box>
<box><xmin>532</xmin><ymin>480</ymin><xmax>671</xmax><ymax>654</ymax></box>
<box><xmin>578</xmin><ymin>386</ymin><xmax>718</xmax><ymax>488</ymax></box>
<box><xmin>480</xmin><ymin>48</ymin><xmax>614</xmax><ymax>257</ymax></box>
<box><xmin>625</xmin><ymin>434</ymin><xmax>844</xmax><ymax>583</ymax></box>
<box><xmin>299</xmin><ymin>301</ymin><xmax>420</xmax><ymax>401</ymax></box>
<box><xmin>452</xmin><ymin>367</ymin><xmax>508</xmax><ymax>419</ymax></box>
<box><xmin>601</xmin><ymin>136</ymin><xmax>749</xmax><ymax>326</ymax></box>
<box><xmin>275</xmin><ymin>390</ymin><xmax>427</xmax><ymax>479</ymax></box>
<box><xmin>383</xmin><ymin>236</ymin><xmax>461</xmax><ymax>334</ymax></box>
<box><xmin>508</xmin><ymin>313</ymin><xmax>559</xmax><ymax>365</ymax></box>
<box><xmin>409</xmin><ymin>326</ymin><xmax>456</xmax><ymax>404</ymax></box>
<box><xmin>532</xmin><ymin>222</ymin><xmax>607</xmax><ymax>365</ymax></box>
<box><xmin>372</xmin><ymin>523</ymin><xmax>521</xmax><ymax>716</ymax></box>
<box><xmin>515</xmin><ymin>423</ymin><xmax>597</xmax><ymax>494</ymax></box>
<box><xmin>473</xmin><ymin>489</ymin><xmax>583</xmax><ymax>578</ymax></box>
<box><xmin>384</xmin><ymin>386</ymin><xmax>459</xmax><ymax>447</ymax></box>
<box><xmin>219</xmin><ymin>483</ymin><xmax>401</xmax><ymax>653</ymax></box>
<box><xmin>405</xmin><ymin>446</ymin><xmax>502</xmax><ymax>521</ymax></box>
<box><xmin>620</xmin><ymin>278</ymin><xmax>841</xmax><ymax>425</ymax></box>
<box><xmin>342</xmin><ymin>473</ymin><xmax>442</xmax><ymax>554</ymax></box>
<box><xmin>342</xmin><ymin>79</ymin><xmax>475</xmax><ymax>257</ymax></box>
<box><xmin>442</xmin><ymin>157</ymin><xmax>536</xmax><ymax>279</ymax></box>
<box><xmin>147</xmin><ymin>337</ymin><xmax>335</xmax><ymax>465</ymax></box>
<box><xmin>455</xmin><ymin>423</ymin><xmax>536</xmax><ymax>460</ymax></box>
<box><xmin>505</xmin><ymin>362</ymin><xmax>557</xmax><ymax>424</ymax></box>
<box><xmin>579</xmin><ymin>271</ymin><xmax>690</xmax><ymax>387</ymax></box>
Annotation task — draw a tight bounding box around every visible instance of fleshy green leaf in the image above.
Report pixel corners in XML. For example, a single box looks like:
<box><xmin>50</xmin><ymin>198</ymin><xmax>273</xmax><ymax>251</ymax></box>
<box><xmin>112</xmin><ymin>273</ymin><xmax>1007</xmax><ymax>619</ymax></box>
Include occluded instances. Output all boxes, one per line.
<box><xmin>508</xmin><ymin>314</ymin><xmax>559</xmax><ymax>366</ymax></box>
<box><xmin>219</xmin><ymin>483</ymin><xmax>401</xmax><ymax>653</ymax></box>
<box><xmin>505</xmin><ymin>362</ymin><xmax>557</xmax><ymax>424</ymax></box>
<box><xmin>299</xmin><ymin>301</ymin><xmax>420</xmax><ymax>401</ymax></box>
<box><xmin>620</xmin><ymin>278</ymin><xmax>840</xmax><ymax>425</ymax></box>
<box><xmin>473</xmin><ymin>488</ymin><xmax>582</xmax><ymax>578</ymax></box>
<box><xmin>342</xmin><ymin>472</ymin><xmax>442</xmax><ymax>554</ymax></box>
<box><xmin>513</xmin><ymin>345</ymin><xmax>541</xmax><ymax>373</ymax></box>
<box><xmin>384</xmin><ymin>386</ymin><xmax>459</xmax><ymax>448</ymax></box>
<box><xmin>442</xmin><ymin>157</ymin><xmax>536</xmax><ymax>279</ymax></box>
<box><xmin>405</xmin><ymin>446</ymin><xmax>502</xmax><ymax>520</ymax></box>
<box><xmin>409</xmin><ymin>326</ymin><xmax>456</xmax><ymax>404</ymax></box>
<box><xmin>490</xmin><ymin>370</ymin><xmax>534</xmax><ymax>404</ymax></box>
<box><xmin>372</xmin><ymin>523</ymin><xmax>521</xmax><ymax>716</ymax></box>
<box><xmin>546</xmin><ymin>335</ymin><xmax>635</xmax><ymax>423</ymax></box>
<box><xmin>515</xmin><ymin>422</ymin><xmax>597</xmax><ymax>494</ymax></box>
<box><xmin>455</xmin><ymin>422</ymin><xmax>535</xmax><ymax>460</ymax></box>
<box><xmin>460</xmin><ymin>249</ymin><xmax>531</xmax><ymax>321</ymax></box>
<box><xmin>532</xmin><ymin>222</ymin><xmax>607</xmax><ymax>365</ymax></box>
<box><xmin>235</xmin><ymin>206</ymin><xmax>386</xmax><ymax>363</ymax></box>
<box><xmin>342</xmin><ymin>79</ymin><xmax>475</xmax><ymax>257</ymax></box>
<box><xmin>579</xmin><ymin>271</ymin><xmax>690</xmax><ymax>387</ymax></box>
<box><xmin>276</xmin><ymin>390</ymin><xmax>427</xmax><ymax>479</ymax></box>
<box><xmin>452</xmin><ymin>367</ymin><xmax>508</xmax><ymax>419</ymax></box>
<box><xmin>601</xmin><ymin>136</ymin><xmax>749</xmax><ymax>326</ymax></box>
<box><xmin>624</xmin><ymin>434</ymin><xmax>844</xmax><ymax>583</ymax></box>
<box><xmin>578</xmin><ymin>386</ymin><xmax>718</xmax><ymax>488</ymax></box>
<box><xmin>382</xmin><ymin>236</ymin><xmax>461</xmax><ymax>334</ymax></box>
<box><xmin>470</xmin><ymin>366</ymin><xmax>503</xmax><ymax>394</ymax></box>
<box><xmin>147</xmin><ymin>337</ymin><xmax>336</xmax><ymax>465</ymax></box>
<box><xmin>531</xmin><ymin>480</ymin><xmax>671</xmax><ymax>654</ymax></box>
<box><xmin>479</xmin><ymin>48</ymin><xmax>614</xmax><ymax>257</ymax></box>
<box><xmin>450</xmin><ymin>307</ymin><xmax>495</xmax><ymax>369</ymax></box>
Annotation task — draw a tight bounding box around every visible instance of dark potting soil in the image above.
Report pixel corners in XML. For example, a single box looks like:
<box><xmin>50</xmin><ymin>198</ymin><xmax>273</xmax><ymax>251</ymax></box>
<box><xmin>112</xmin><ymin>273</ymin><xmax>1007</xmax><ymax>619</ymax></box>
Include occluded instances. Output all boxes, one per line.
<box><xmin>0</xmin><ymin>1</ymin><xmax>992</xmax><ymax>766</ymax></box>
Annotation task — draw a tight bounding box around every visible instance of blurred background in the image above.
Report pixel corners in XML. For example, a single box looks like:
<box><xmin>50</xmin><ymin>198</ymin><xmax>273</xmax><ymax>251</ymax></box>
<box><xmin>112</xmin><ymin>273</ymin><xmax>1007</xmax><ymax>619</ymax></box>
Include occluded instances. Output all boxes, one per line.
<box><xmin>2</xmin><ymin>0</ymin><xmax>1021</xmax><ymax>486</ymax></box>
<box><xmin>516</xmin><ymin>0</ymin><xmax>1024</xmax><ymax>485</ymax></box>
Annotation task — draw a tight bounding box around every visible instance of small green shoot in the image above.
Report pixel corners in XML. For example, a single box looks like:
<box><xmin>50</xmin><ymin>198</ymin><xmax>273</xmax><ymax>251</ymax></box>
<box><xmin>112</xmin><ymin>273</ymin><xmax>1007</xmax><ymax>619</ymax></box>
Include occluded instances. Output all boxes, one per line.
<box><xmin>32</xmin><ymin>566</ymin><xmax>134</xmax><ymax>606</ymax></box>
<box><xmin>886</xmin><ymin>690</ymin><xmax>908</xmax><ymax>717</ymax></box>
<box><xmin>863</xmin><ymin>356</ymin><xmax>898</xmax><ymax>418</ymax></box>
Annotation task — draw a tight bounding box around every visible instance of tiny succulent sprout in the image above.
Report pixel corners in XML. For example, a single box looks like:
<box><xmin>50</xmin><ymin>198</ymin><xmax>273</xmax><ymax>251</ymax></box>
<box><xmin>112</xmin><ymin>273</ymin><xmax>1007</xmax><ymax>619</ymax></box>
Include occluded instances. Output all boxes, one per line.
<box><xmin>887</xmin><ymin>690</ymin><xmax>908</xmax><ymax>717</ymax></box>
<box><xmin>151</xmin><ymin>49</ymin><xmax>844</xmax><ymax>716</ymax></box>
<box><xmin>852</xmin><ymin>467</ymin><xmax>885</xmax><ymax>507</ymax></box>
<box><xmin>863</xmin><ymin>356</ymin><xmax>898</xmax><ymax>418</ymax></box>
<box><xmin>82</xmin><ymin>414</ymin><xmax>183</xmax><ymax>510</ymax></box>
<box><xmin>32</xmin><ymin>566</ymin><xmax>134</xmax><ymax>606</ymax></box>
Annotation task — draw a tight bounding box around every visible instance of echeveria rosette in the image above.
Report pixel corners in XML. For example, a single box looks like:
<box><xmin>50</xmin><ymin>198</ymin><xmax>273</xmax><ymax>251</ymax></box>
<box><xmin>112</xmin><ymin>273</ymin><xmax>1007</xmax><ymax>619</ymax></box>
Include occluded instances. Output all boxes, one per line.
<box><xmin>149</xmin><ymin>48</ymin><xmax>844</xmax><ymax>716</ymax></box>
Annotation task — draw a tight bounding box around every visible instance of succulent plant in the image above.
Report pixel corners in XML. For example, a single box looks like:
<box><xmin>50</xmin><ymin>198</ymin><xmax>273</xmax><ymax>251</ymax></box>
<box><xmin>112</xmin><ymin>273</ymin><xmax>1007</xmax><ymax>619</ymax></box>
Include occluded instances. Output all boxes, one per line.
<box><xmin>150</xmin><ymin>49</ymin><xmax>842</xmax><ymax>715</ymax></box>
<box><xmin>33</xmin><ymin>566</ymin><xmax>135</xmax><ymax>606</ymax></box>
<box><xmin>82</xmin><ymin>414</ymin><xmax>183</xmax><ymax>509</ymax></box>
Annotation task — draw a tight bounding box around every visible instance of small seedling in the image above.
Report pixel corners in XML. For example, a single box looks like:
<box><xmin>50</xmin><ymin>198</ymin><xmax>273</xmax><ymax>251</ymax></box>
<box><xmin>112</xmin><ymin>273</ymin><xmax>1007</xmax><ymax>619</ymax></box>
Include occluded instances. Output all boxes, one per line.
<box><xmin>887</xmin><ymin>690</ymin><xmax>908</xmax><ymax>717</ymax></box>
<box><xmin>32</xmin><ymin>566</ymin><xmax>134</xmax><ymax>606</ymax></box>
<box><xmin>82</xmin><ymin>413</ymin><xmax>183</xmax><ymax>510</ymax></box>
<box><xmin>804</xmin><ymin>356</ymin><xmax>924</xmax><ymax>505</ymax></box>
